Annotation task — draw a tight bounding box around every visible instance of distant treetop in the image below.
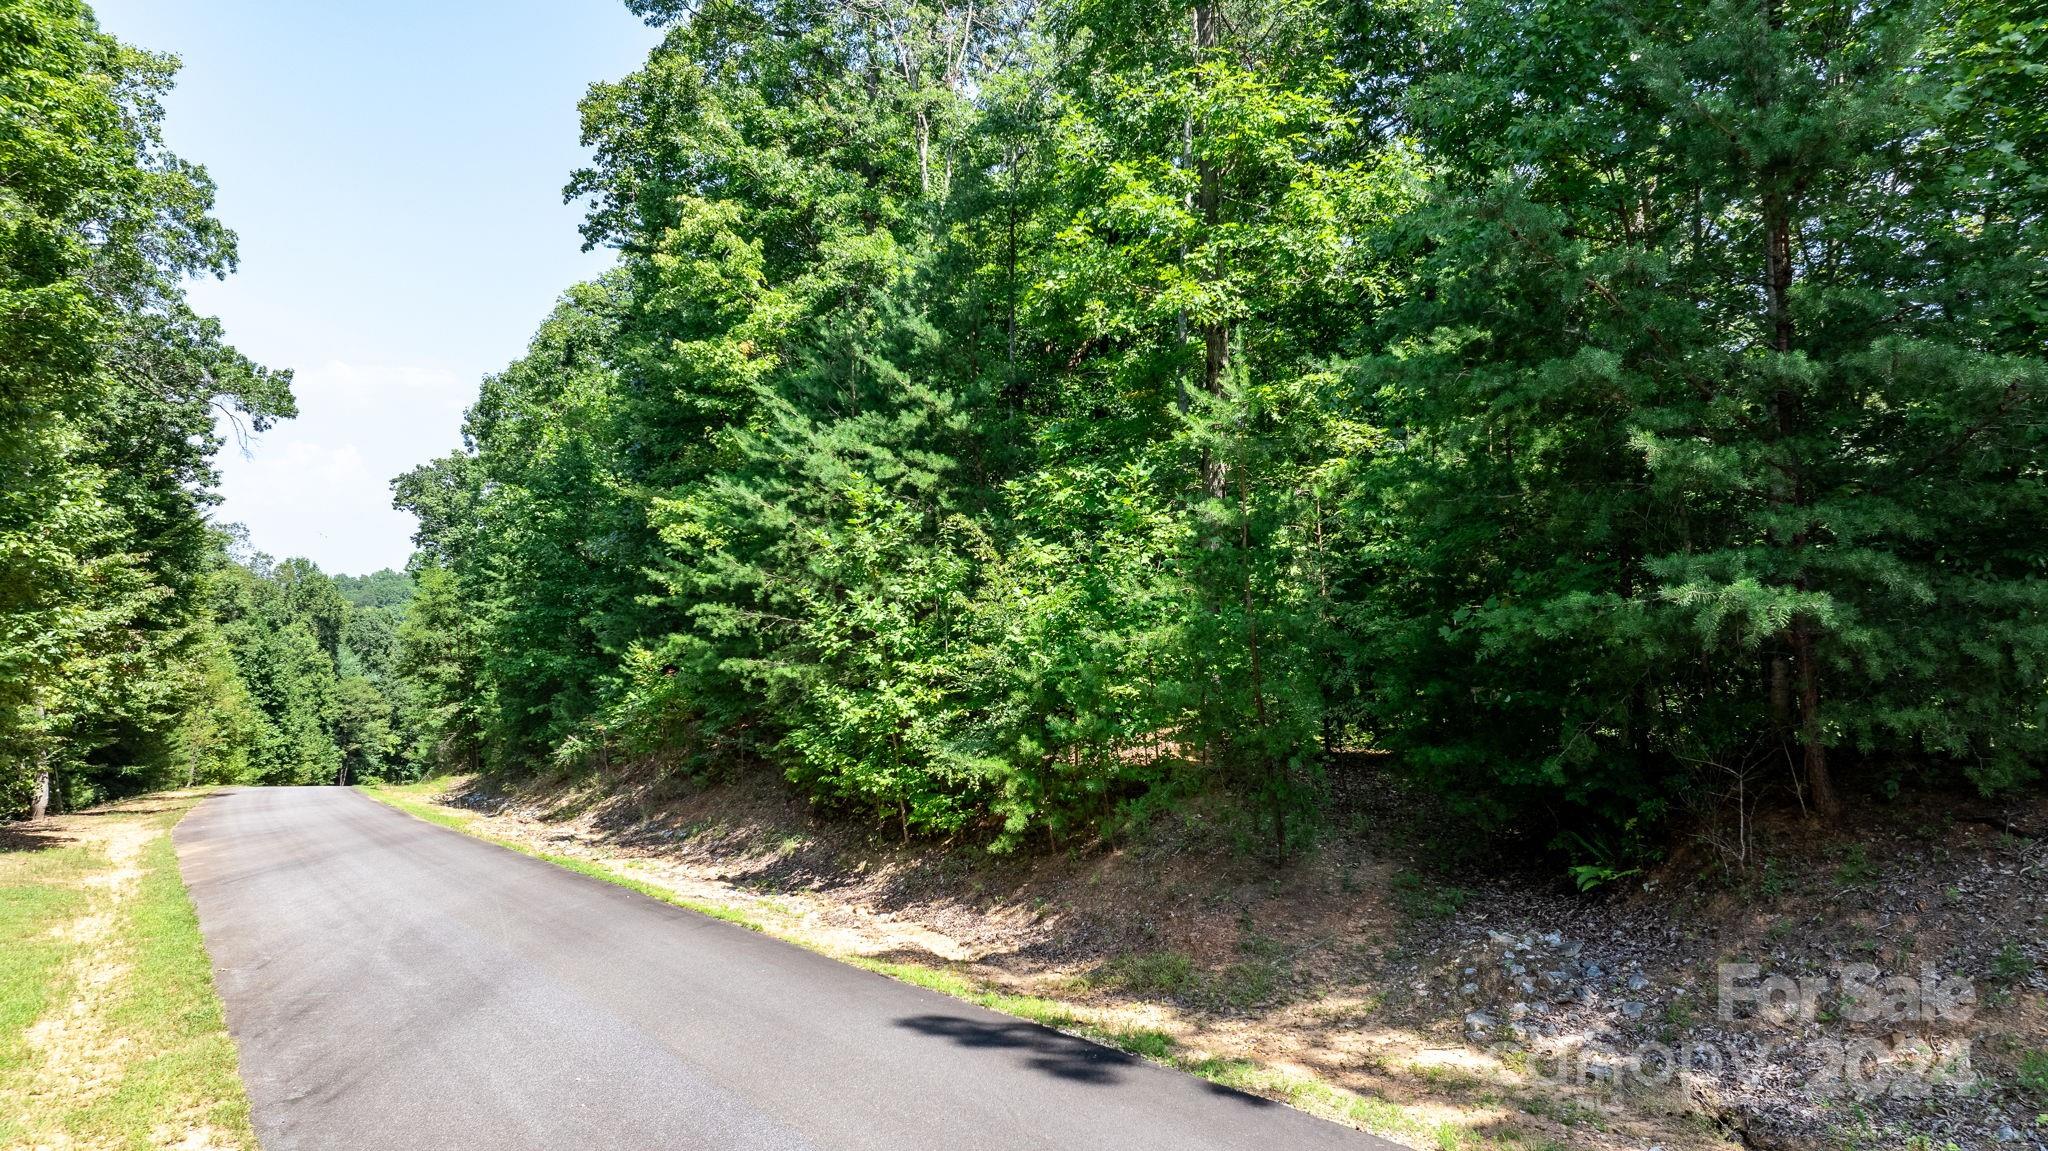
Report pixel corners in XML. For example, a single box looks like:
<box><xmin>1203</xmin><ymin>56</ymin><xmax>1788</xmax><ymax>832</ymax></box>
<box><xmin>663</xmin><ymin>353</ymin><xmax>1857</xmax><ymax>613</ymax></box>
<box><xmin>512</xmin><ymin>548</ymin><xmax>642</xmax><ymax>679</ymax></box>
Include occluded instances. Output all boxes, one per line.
<box><xmin>332</xmin><ymin>569</ymin><xmax>415</xmax><ymax>611</ymax></box>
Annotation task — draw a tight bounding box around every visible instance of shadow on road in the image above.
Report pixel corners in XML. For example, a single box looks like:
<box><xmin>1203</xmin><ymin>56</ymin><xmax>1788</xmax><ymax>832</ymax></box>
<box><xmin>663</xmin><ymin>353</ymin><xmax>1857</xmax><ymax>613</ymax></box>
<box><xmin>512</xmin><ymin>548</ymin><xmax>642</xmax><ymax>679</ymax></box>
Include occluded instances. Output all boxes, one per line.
<box><xmin>893</xmin><ymin>1014</ymin><xmax>1134</xmax><ymax>1085</ymax></box>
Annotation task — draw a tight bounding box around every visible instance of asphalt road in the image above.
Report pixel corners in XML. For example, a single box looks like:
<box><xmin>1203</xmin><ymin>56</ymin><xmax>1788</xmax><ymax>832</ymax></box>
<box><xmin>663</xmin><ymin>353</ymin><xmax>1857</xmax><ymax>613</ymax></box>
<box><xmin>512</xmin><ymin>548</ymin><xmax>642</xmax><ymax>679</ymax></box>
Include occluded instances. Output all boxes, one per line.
<box><xmin>175</xmin><ymin>787</ymin><xmax>1401</xmax><ymax>1151</ymax></box>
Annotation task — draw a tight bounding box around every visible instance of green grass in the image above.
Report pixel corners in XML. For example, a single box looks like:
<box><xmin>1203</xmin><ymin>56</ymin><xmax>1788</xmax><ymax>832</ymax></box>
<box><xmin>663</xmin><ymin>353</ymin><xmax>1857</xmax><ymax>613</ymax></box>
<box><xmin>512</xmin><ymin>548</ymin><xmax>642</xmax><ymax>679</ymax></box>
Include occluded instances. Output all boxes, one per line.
<box><xmin>1990</xmin><ymin>941</ymin><xmax>2034</xmax><ymax>984</ymax></box>
<box><xmin>1183</xmin><ymin>1056</ymin><xmax>1543</xmax><ymax>1150</ymax></box>
<box><xmin>1518</xmin><ymin>1091</ymin><xmax>1607</xmax><ymax>1130</ymax></box>
<box><xmin>844</xmin><ymin>956</ymin><xmax>1177</xmax><ymax>1057</ymax></box>
<box><xmin>1392</xmin><ymin>869</ymin><xmax>1471</xmax><ymax>921</ymax></box>
<box><xmin>0</xmin><ymin>792</ymin><xmax>256</xmax><ymax>1149</ymax></box>
<box><xmin>366</xmin><ymin>777</ymin><xmax>480</xmax><ymax>832</ymax></box>
<box><xmin>0</xmin><ymin>841</ymin><xmax>98</xmax><ymax>1078</ymax></box>
<box><xmin>1218</xmin><ymin>958</ymin><xmax>1282</xmax><ymax>1007</ymax></box>
<box><xmin>1832</xmin><ymin>844</ymin><xmax>1879</xmax><ymax>887</ymax></box>
<box><xmin>365</xmin><ymin>780</ymin><xmax>766</xmax><ymax>931</ymax></box>
<box><xmin>1092</xmin><ymin>950</ymin><xmax>1195</xmax><ymax>996</ymax></box>
<box><xmin>2018</xmin><ymin>1049</ymin><xmax>2048</xmax><ymax>1102</ymax></box>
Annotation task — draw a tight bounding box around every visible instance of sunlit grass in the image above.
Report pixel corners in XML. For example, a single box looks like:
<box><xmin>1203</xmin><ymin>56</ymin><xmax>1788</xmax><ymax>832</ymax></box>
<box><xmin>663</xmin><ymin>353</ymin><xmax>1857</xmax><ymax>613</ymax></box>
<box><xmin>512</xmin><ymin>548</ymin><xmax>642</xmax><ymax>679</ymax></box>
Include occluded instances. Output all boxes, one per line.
<box><xmin>0</xmin><ymin>792</ymin><xmax>255</xmax><ymax>1149</ymax></box>
<box><xmin>0</xmin><ymin>843</ymin><xmax>97</xmax><ymax>1080</ymax></box>
<box><xmin>363</xmin><ymin>779</ymin><xmax>762</xmax><ymax>931</ymax></box>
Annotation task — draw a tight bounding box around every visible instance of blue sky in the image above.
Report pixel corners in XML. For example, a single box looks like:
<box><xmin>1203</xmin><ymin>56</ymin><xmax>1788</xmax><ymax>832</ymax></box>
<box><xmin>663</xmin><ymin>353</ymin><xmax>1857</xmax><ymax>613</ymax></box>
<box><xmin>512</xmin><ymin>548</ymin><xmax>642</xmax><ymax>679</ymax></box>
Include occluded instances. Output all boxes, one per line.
<box><xmin>91</xmin><ymin>0</ymin><xmax>661</xmax><ymax>575</ymax></box>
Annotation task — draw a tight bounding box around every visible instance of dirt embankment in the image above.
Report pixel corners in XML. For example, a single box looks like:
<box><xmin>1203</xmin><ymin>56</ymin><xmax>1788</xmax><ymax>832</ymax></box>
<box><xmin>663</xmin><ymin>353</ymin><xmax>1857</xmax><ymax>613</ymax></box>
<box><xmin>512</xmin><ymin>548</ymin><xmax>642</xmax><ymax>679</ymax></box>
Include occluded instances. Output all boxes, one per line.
<box><xmin>395</xmin><ymin>768</ymin><xmax>2048</xmax><ymax>1151</ymax></box>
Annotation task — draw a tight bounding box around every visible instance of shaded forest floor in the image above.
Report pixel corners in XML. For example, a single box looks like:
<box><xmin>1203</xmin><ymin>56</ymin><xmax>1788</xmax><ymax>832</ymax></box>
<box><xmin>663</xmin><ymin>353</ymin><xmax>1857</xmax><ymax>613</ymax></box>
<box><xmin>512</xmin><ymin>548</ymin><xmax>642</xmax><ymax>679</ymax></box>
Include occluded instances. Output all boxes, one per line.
<box><xmin>371</xmin><ymin>768</ymin><xmax>2048</xmax><ymax>1151</ymax></box>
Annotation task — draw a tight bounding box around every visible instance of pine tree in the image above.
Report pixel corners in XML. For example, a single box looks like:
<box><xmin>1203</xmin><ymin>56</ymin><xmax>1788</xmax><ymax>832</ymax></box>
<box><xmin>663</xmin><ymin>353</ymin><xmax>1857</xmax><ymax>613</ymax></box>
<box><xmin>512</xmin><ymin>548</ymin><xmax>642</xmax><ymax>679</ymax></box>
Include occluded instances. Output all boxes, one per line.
<box><xmin>1356</xmin><ymin>0</ymin><xmax>2048</xmax><ymax>846</ymax></box>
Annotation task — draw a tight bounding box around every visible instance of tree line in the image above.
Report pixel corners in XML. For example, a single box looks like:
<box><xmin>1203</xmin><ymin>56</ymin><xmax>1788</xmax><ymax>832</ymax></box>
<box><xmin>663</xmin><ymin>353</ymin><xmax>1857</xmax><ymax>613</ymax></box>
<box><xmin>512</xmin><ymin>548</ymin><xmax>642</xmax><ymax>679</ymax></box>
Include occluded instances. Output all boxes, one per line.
<box><xmin>391</xmin><ymin>0</ymin><xmax>2047</xmax><ymax>864</ymax></box>
<box><xmin>3</xmin><ymin>0</ymin><xmax>281</xmax><ymax>816</ymax></box>
<box><xmin>7</xmin><ymin>0</ymin><xmax>2043</xmax><ymax>870</ymax></box>
<box><xmin>0</xmin><ymin>1</ymin><xmax>436</xmax><ymax>815</ymax></box>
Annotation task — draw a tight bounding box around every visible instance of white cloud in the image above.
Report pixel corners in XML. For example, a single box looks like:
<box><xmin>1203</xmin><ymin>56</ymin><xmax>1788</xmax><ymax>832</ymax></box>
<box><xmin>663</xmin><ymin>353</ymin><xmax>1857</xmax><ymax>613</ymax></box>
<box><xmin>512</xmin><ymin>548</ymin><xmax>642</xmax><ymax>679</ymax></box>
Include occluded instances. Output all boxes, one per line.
<box><xmin>211</xmin><ymin>360</ymin><xmax>474</xmax><ymax>574</ymax></box>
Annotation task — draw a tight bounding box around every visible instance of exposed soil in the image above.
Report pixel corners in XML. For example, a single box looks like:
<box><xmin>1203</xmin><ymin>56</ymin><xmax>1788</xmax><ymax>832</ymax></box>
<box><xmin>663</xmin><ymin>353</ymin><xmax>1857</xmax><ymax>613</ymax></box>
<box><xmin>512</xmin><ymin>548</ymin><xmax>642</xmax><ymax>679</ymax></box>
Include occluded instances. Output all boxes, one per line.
<box><xmin>411</xmin><ymin>766</ymin><xmax>2048</xmax><ymax>1151</ymax></box>
<box><xmin>19</xmin><ymin>814</ymin><xmax>152</xmax><ymax>1130</ymax></box>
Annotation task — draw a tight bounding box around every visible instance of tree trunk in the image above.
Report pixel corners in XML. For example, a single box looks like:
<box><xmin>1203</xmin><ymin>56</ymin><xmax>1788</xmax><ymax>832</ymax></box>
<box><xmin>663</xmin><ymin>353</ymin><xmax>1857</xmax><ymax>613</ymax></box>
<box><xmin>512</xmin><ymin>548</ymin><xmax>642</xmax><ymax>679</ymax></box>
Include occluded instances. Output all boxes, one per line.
<box><xmin>1193</xmin><ymin>0</ymin><xmax>1229</xmax><ymax>501</ymax></box>
<box><xmin>1005</xmin><ymin>151</ymin><xmax>1019</xmax><ymax>389</ymax></box>
<box><xmin>1792</xmin><ymin>624</ymin><xmax>1837</xmax><ymax>821</ymax></box>
<box><xmin>1766</xmin><ymin>202</ymin><xmax>1795</xmax><ymax>356</ymax></box>
<box><xmin>1769</xmin><ymin>656</ymin><xmax>1792</xmax><ymax>725</ymax></box>
<box><xmin>1768</xmin><ymin>196</ymin><xmax>1832</xmax><ymax>818</ymax></box>
<box><xmin>30</xmin><ymin>769</ymin><xmax>51</xmax><ymax>821</ymax></box>
<box><xmin>1239</xmin><ymin>476</ymin><xmax>1284</xmax><ymax>863</ymax></box>
<box><xmin>915</xmin><ymin>107</ymin><xmax>931</xmax><ymax>197</ymax></box>
<box><xmin>1759</xmin><ymin>0</ymin><xmax>1833</xmax><ymax>819</ymax></box>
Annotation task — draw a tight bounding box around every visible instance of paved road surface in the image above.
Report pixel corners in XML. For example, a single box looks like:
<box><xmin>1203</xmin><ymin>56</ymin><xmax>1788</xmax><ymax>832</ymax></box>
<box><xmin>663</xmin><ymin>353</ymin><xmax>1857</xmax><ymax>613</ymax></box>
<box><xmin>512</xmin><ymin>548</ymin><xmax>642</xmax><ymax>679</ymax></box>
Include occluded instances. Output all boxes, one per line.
<box><xmin>176</xmin><ymin>787</ymin><xmax>1400</xmax><ymax>1151</ymax></box>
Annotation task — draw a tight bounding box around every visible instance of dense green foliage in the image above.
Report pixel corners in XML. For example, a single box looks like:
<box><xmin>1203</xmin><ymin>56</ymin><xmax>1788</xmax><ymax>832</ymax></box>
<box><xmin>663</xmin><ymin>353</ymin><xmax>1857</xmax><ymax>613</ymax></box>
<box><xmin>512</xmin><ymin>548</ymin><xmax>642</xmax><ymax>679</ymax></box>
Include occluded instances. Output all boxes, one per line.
<box><xmin>10</xmin><ymin>0</ymin><xmax>2043</xmax><ymax>863</ymax></box>
<box><xmin>210</xmin><ymin>552</ymin><xmax>419</xmax><ymax>787</ymax></box>
<box><xmin>0</xmin><ymin>1</ymin><xmax>426</xmax><ymax>812</ymax></box>
<box><xmin>0</xmin><ymin>0</ymin><xmax>297</xmax><ymax>812</ymax></box>
<box><xmin>392</xmin><ymin>0</ymin><xmax>2047</xmax><ymax>861</ymax></box>
<box><xmin>1356</xmin><ymin>0</ymin><xmax>2048</xmax><ymax>841</ymax></box>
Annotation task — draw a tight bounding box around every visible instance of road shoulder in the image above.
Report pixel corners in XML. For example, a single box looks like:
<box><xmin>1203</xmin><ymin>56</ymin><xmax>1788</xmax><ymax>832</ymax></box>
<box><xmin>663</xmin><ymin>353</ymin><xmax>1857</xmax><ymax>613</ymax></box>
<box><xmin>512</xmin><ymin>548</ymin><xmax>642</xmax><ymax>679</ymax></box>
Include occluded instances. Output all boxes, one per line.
<box><xmin>0</xmin><ymin>790</ymin><xmax>256</xmax><ymax>1150</ymax></box>
<box><xmin>362</xmin><ymin>777</ymin><xmax>1487</xmax><ymax>1151</ymax></box>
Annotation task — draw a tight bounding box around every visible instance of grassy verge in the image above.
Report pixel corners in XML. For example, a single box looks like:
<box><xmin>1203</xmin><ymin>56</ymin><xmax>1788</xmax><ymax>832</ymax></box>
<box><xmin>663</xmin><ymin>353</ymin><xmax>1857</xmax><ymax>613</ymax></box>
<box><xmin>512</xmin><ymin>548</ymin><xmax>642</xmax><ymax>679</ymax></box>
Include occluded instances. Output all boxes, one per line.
<box><xmin>0</xmin><ymin>790</ymin><xmax>255</xmax><ymax>1149</ymax></box>
<box><xmin>362</xmin><ymin>778</ymin><xmax>1545</xmax><ymax>1151</ymax></box>
<box><xmin>366</xmin><ymin>779</ymin><xmax>764</xmax><ymax>931</ymax></box>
